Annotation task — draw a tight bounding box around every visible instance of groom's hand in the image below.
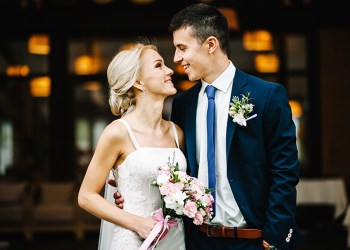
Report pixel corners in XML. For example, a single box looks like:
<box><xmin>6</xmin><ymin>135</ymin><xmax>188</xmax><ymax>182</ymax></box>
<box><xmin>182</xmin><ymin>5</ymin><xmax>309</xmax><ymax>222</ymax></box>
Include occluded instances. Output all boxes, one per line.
<box><xmin>263</xmin><ymin>240</ymin><xmax>280</xmax><ymax>250</ymax></box>
<box><xmin>263</xmin><ymin>241</ymin><xmax>269</xmax><ymax>250</ymax></box>
<box><xmin>107</xmin><ymin>179</ymin><xmax>124</xmax><ymax>209</ymax></box>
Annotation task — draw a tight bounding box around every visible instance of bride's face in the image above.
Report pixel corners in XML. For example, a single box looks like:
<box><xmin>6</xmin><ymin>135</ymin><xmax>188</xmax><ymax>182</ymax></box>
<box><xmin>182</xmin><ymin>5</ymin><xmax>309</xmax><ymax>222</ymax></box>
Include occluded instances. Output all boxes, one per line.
<box><xmin>139</xmin><ymin>48</ymin><xmax>176</xmax><ymax>98</ymax></box>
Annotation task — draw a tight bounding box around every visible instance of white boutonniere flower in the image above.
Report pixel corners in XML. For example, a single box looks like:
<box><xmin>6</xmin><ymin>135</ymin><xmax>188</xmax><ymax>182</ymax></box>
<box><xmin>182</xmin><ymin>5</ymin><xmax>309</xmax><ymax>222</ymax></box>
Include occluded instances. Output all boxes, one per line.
<box><xmin>228</xmin><ymin>92</ymin><xmax>256</xmax><ymax>126</ymax></box>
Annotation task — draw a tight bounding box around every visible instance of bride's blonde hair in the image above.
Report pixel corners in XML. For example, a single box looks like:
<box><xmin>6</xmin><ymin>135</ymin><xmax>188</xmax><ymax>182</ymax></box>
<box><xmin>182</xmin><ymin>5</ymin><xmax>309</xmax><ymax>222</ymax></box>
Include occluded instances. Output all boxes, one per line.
<box><xmin>107</xmin><ymin>40</ymin><xmax>157</xmax><ymax>116</ymax></box>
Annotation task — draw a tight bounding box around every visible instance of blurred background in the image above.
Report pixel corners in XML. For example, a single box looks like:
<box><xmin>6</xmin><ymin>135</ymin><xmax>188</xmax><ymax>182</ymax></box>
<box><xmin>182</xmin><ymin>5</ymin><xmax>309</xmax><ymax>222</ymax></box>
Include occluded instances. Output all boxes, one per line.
<box><xmin>0</xmin><ymin>0</ymin><xmax>350</xmax><ymax>249</ymax></box>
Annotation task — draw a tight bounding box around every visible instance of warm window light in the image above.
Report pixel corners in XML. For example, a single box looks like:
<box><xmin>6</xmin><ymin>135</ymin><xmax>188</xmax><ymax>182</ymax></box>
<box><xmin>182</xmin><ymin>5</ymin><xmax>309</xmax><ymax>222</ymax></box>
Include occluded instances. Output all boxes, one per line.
<box><xmin>28</xmin><ymin>34</ymin><xmax>50</xmax><ymax>55</ymax></box>
<box><xmin>254</xmin><ymin>54</ymin><xmax>279</xmax><ymax>73</ymax></box>
<box><xmin>82</xmin><ymin>81</ymin><xmax>101</xmax><ymax>91</ymax></box>
<box><xmin>175</xmin><ymin>64</ymin><xmax>186</xmax><ymax>75</ymax></box>
<box><xmin>6</xmin><ymin>65</ymin><xmax>30</xmax><ymax>77</ymax></box>
<box><xmin>119</xmin><ymin>43</ymin><xmax>136</xmax><ymax>51</ymax></box>
<box><xmin>74</xmin><ymin>55</ymin><xmax>101</xmax><ymax>75</ymax></box>
<box><xmin>218</xmin><ymin>7</ymin><xmax>239</xmax><ymax>31</ymax></box>
<box><xmin>30</xmin><ymin>77</ymin><xmax>51</xmax><ymax>97</ymax></box>
<box><xmin>243</xmin><ymin>30</ymin><xmax>273</xmax><ymax>51</ymax></box>
<box><xmin>289</xmin><ymin>100</ymin><xmax>303</xmax><ymax>119</ymax></box>
<box><xmin>178</xmin><ymin>80</ymin><xmax>195</xmax><ymax>91</ymax></box>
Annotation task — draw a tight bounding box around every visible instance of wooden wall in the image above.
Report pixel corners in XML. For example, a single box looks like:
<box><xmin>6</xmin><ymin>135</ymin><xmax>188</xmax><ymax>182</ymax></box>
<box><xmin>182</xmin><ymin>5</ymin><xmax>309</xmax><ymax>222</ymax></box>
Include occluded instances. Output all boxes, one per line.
<box><xmin>320</xmin><ymin>28</ymin><xmax>350</xmax><ymax>180</ymax></box>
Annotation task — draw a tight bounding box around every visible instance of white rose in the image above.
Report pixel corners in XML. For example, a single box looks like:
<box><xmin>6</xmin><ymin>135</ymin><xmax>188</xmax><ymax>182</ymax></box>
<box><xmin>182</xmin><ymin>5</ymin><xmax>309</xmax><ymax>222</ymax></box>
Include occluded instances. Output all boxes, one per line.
<box><xmin>157</xmin><ymin>173</ymin><xmax>170</xmax><ymax>186</ymax></box>
<box><xmin>174</xmin><ymin>171</ymin><xmax>188</xmax><ymax>183</ymax></box>
<box><xmin>233</xmin><ymin>113</ymin><xmax>247</xmax><ymax>126</ymax></box>
<box><xmin>164</xmin><ymin>191</ymin><xmax>187</xmax><ymax>215</ymax></box>
<box><xmin>197</xmin><ymin>194</ymin><xmax>211</xmax><ymax>207</ymax></box>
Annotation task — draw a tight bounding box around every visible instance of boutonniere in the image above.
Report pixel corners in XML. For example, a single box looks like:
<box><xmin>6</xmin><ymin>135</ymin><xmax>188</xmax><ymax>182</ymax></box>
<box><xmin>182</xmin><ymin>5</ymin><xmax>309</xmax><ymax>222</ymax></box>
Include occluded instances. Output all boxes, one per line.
<box><xmin>228</xmin><ymin>92</ymin><xmax>256</xmax><ymax>126</ymax></box>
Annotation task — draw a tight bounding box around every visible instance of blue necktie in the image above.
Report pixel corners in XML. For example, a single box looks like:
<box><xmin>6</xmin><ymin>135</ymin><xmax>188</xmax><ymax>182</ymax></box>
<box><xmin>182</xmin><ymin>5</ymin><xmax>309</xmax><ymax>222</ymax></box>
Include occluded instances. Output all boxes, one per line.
<box><xmin>205</xmin><ymin>85</ymin><xmax>216</xmax><ymax>216</ymax></box>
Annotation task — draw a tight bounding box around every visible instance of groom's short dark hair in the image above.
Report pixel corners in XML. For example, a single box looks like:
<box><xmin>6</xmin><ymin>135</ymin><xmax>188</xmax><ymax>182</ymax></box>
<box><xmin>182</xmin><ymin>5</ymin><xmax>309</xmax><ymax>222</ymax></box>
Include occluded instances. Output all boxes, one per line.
<box><xmin>169</xmin><ymin>3</ymin><xmax>229</xmax><ymax>54</ymax></box>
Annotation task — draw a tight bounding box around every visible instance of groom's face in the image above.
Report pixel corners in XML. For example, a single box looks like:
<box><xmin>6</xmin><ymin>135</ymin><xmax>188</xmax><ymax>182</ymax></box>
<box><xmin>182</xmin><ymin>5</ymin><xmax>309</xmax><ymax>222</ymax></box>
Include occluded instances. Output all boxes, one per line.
<box><xmin>172</xmin><ymin>26</ymin><xmax>210</xmax><ymax>82</ymax></box>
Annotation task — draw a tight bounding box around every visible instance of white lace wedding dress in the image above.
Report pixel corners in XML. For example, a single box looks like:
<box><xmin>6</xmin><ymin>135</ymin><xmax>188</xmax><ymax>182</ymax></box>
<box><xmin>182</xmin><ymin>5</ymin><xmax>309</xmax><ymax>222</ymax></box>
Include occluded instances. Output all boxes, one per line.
<box><xmin>98</xmin><ymin>119</ymin><xmax>187</xmax><ymax>250</ymax></box>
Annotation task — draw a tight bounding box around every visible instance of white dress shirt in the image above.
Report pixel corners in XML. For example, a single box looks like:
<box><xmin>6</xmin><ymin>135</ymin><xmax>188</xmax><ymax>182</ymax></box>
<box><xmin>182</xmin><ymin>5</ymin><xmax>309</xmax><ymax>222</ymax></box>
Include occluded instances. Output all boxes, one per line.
<box><xmin>196</xmin><ymin>61</ymin><xmax>247</xmax><ymax>227</ymax></box>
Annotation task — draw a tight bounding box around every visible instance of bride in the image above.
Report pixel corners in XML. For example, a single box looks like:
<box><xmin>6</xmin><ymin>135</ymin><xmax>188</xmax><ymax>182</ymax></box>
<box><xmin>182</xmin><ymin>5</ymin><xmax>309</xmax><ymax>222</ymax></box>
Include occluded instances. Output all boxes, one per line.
<box><xmin>78</xmin><ymin>40</ymin><xmax>186</xmax><ymax>250</ymax></box>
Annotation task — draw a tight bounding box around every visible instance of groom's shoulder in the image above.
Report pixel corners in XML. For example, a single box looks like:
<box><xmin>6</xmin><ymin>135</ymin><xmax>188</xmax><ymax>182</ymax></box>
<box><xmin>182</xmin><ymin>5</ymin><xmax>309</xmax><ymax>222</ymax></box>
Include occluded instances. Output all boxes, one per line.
<box><xmin>236</xmin><ymin>68</ymin><xmax>278</xmax><ymax>90</ymax></box>
<box><xmin>245</xmin><ymin>72</ymin><xmax>285</xmax><ymax>91</ymax></box>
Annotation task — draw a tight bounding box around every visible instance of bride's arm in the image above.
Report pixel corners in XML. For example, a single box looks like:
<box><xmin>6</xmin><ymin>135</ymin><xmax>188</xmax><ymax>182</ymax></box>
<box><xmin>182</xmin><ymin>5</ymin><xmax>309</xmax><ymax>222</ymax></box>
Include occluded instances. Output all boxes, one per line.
<box><xmin>78</xmin><ymin>121</ymin><xmax>157</xmax><ymax>239</ymax></box>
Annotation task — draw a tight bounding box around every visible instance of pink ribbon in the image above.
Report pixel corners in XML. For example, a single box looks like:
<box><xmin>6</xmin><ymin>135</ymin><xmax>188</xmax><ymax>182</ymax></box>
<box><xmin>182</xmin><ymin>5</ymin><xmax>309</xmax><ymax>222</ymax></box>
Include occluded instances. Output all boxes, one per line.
<box><xmin>138</xmin><ymin>208</ymin><xmax>178</xmax><ymax>250</ymax></box>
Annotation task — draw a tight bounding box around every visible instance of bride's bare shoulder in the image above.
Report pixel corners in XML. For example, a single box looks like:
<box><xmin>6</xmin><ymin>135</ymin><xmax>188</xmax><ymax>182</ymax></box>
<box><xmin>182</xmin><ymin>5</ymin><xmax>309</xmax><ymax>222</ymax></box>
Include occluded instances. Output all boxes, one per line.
<box><xmin>101</xmin><ymin>119</ymin><xmax>128</xmax><ymax>142</ymax></box>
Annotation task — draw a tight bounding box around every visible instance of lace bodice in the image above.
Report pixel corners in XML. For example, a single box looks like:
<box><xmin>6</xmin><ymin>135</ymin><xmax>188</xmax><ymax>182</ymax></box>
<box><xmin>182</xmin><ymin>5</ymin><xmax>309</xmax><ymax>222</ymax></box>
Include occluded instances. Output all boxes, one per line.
<box><xmin>107</xmin><ymin>119</ymin><xmax>187</xmax><ymax>250</ymax></box>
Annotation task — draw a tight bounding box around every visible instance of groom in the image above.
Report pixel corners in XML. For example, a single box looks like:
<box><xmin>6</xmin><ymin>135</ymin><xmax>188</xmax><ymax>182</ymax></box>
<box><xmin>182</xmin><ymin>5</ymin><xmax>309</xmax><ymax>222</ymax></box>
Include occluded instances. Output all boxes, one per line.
<box><xmin>168</xmin><ymin>3</ymin><xmax>301</xmax><ymax>250</ymax></box>
<box><xmin>114</xmin><ymin>3</ymin><xmax>301</xmax><ymax>250</ymax></box>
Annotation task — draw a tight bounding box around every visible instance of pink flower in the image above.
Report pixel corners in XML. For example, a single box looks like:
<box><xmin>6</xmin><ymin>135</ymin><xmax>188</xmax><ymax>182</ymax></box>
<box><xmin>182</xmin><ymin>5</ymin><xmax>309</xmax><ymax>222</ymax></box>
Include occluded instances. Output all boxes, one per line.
<box><xmin>191</xmin><ymin>178</ymin><xmax>205</xmax><ymax>189</ymax></box>
<box><xmin>159</xmin><ymin>182</ymin><xmax>184</xmax><ymax>196</ymax></box>
<box><xmin>193</xmin><ymin>211</ymin><xmax>204</xmax><ymax>225</ymax></box>
<box><xmin>183</xmin><ymin>200</ymin><xmax>197</xmax><ymax>218</ymax></box>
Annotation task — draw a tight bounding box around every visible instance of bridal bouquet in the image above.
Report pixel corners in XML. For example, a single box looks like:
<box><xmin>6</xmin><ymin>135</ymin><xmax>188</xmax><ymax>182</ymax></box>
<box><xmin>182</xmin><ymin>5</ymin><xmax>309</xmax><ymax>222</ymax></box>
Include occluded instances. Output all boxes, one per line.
<box><xmin>153</xmin><ymin>157</ymin><xmax>214</xmax><ymax>225</ymax></box>
<box><xmin>139</xmin><ymin>154</ymin><xmax>214</xmax><ymax>250</ymax></box>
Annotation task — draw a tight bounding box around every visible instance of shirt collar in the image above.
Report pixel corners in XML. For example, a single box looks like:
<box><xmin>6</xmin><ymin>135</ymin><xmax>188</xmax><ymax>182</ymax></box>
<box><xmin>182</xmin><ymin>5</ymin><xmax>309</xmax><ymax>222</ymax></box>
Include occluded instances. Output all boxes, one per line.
<box><xmin>200</xmin><ymin>61</ymin><xmax>236</xmax><ymax>95</ymax></box>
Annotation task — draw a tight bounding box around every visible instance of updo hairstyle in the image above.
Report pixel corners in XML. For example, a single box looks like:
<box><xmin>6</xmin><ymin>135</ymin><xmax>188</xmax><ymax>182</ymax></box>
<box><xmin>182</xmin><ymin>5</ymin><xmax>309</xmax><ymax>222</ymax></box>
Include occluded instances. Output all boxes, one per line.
<box><xmin>107</xmin><ymin>42</ymin><xmax>157</xmax><ymax>116</ymax></box>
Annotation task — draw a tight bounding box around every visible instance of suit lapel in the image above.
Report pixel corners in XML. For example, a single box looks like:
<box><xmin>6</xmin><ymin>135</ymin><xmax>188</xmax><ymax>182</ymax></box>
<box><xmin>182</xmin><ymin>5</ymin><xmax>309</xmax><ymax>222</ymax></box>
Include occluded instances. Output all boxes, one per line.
<box><xmin>226</xmin><ymin>69</ymin><xmax>247</xmax><ymax>156</ymax></box>
<box><xmin>185</xmin><ymin>83</ymin><xmax>201</xmax><ymax>177</ymax></box>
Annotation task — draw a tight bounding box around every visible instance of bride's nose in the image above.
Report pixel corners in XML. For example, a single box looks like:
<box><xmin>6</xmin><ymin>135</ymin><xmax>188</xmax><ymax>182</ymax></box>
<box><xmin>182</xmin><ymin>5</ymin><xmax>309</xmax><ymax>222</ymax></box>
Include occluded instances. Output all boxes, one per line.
<box><xmin>166</xmin><ymin>66</ymin><xmax>174</xmax><ymax>76</ymax></box>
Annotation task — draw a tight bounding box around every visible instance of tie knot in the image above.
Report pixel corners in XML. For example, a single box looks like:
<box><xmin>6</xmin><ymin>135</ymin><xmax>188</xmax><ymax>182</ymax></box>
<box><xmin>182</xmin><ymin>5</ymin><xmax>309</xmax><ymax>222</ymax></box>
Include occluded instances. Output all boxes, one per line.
<box><xmin>205</xmin><ymin>85</ymin><xmax>216</xmax><ymax>99</ymax></box>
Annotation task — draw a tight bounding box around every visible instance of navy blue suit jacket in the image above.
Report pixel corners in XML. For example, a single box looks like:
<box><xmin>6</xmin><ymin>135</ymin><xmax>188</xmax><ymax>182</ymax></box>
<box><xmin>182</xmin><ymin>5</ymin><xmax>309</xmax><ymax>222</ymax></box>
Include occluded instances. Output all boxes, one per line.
<box><xmin>171</xmin><ymin>68</ymin><xmax>302</xmax><ymax>250</ymax></box>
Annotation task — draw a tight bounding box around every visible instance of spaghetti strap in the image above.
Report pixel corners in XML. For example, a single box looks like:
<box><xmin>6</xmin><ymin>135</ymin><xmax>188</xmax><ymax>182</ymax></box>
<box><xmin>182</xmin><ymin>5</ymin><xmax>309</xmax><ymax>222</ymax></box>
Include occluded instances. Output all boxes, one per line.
<box><xmin>117</xmin><ymin>119</ymin><xmax>141</xmax><ymax>150</ymax></box>
<box><xmin>170</xmin><ymin>121</ymin><xmax>180</xmax><ymax>149</ymax></box>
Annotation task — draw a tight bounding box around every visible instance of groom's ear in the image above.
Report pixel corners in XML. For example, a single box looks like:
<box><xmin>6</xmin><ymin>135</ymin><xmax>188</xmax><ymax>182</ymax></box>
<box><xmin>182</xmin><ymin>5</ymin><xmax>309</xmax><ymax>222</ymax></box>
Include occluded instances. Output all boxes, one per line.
<box><xmin>205</xmin><ymin>36</ymin><xmax>218</xmax><ymax>54</ymax></box>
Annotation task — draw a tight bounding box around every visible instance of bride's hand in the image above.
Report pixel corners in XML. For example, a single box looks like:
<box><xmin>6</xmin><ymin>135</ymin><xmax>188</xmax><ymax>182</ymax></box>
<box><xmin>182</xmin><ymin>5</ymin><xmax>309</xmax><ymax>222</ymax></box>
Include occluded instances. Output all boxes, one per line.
<box><xmin>136</xmin><ymin>216</ymin><xmax>158</xmax><ymax>240</ymax></box>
